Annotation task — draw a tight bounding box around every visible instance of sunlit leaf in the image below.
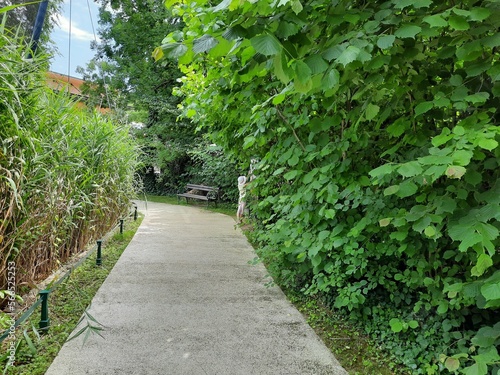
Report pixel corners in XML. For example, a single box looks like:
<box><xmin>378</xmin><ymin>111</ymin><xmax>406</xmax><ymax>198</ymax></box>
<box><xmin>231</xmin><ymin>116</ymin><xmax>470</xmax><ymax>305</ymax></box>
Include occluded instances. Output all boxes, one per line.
<box><xmin>193</xmin><ymin>35</ymin><xmax>219</xmax><ymax>54</ymax></box>
<box><xmin>336</xmin><ymin>45</ymin><xmax>360</xmax><ymax>66</ymax></box>
<box><xmin>251</xmin><ymin>34</ymin><xmax>282</xmax><ymax>56</ymax></box>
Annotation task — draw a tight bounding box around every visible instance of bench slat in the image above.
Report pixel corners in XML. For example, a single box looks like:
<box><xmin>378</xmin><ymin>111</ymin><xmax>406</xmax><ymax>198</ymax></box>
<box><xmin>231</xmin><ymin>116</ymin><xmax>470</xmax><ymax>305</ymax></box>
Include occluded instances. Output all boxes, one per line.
<box><xmin>186</xmin><ymin>184</ymin><xmax>218</xmax><ymax>192</ymax></box>
<box><xmin>178</xmin><ymin>183</ymin><xmax>219</xmax><ymax>207</ymax></box>
<box><xmin>177</xmin><ymin>193</ymin><xmax>209</xmax><ymax>201</ymax></box>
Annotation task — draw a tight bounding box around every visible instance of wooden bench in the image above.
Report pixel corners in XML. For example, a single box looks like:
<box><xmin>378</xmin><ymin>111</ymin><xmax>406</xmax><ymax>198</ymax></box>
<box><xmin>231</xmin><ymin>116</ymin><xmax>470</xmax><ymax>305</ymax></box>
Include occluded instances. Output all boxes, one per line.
<box><xmin>177</xmin><ymin>184</ymin><xmax>219</xmax><ymax>207</ymax></box>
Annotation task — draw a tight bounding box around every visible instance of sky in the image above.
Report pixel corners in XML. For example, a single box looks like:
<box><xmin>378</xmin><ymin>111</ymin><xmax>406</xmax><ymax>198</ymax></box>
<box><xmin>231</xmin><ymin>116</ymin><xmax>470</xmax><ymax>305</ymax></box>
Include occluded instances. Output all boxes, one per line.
<box><xmin>50</xmin><ymin>0</ymin><xmax>100</xmax><ymax>78</ymax></box>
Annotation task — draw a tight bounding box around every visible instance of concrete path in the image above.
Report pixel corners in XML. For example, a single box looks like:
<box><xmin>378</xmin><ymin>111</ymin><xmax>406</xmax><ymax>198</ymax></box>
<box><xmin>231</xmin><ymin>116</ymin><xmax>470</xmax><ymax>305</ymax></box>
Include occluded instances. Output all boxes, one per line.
<box><xmin>46</xmin><ymin>201</ymin><xmax>348</xmax><ymax>375</ymax></box>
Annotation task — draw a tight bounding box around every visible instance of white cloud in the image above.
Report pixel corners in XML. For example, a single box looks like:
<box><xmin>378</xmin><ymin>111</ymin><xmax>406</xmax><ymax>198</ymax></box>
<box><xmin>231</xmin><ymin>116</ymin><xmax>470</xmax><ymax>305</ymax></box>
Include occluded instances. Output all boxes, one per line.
<box><xmin>56</xmin><ymin>15</ymin><xmax>98</xmax><ymax>42</ymax></box>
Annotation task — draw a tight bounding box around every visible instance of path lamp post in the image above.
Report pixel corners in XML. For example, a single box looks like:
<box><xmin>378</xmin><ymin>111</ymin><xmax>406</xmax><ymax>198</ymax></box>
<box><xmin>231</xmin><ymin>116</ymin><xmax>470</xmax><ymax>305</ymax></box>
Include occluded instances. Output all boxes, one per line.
<box><xmin>96</xmin><ymin>240</ymin><xmax>103</xmax><ymax>266</ymax></box>
<box><xmin>39</xmin><ymin>289</ymin><xmax>50</xmax><ymax>332</ymax></box>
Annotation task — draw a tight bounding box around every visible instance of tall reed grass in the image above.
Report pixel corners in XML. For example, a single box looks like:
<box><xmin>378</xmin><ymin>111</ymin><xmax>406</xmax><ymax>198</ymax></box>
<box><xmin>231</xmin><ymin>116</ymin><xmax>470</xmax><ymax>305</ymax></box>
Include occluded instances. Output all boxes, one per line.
<box><xmin>0</xmin><ymin>23</ymin><xmax>139</xmax><ymax>292</ymax></box>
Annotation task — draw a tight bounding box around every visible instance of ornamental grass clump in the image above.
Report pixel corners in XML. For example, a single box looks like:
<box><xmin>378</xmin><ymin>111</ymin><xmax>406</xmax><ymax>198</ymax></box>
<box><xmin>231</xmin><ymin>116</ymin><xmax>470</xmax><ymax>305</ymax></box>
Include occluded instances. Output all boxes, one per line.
<box><xmin>0</xmin><ymin>27</ymin><xmax>139</xmax><ymax>294</ymax></box>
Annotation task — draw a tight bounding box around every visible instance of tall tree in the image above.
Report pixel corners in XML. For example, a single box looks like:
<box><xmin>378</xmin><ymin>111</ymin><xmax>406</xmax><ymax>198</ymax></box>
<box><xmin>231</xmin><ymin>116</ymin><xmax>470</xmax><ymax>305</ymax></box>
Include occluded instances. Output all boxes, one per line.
<box><xmin>79</xmin><ymin>0</ymin><xmax>201</xmax><ymax>193</ymax></box>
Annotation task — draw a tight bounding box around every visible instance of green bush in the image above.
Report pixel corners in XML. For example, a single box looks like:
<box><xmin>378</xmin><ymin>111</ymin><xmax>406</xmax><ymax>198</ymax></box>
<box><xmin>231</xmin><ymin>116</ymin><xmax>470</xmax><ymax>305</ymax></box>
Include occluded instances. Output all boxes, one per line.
<box><xmin>160</xmin><ymin>0</ymin><xmax>500</xmax><ymax>373</ymax></box>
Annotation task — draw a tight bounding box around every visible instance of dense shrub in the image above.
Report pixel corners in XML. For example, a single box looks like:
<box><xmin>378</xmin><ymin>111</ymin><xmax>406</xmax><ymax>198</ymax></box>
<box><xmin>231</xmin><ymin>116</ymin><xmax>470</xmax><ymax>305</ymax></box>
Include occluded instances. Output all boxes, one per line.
<box><xmin>159</xmin><ymin>0</ymin><xmax>500</xmax><ymax>373</ymax></box>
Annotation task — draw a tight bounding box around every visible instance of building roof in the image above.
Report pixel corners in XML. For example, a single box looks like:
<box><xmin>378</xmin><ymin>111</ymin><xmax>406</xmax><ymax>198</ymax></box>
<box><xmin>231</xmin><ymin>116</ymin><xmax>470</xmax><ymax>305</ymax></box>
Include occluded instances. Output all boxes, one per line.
<box><xmin>46</xmin><ymin>71</ymin><xmax>86</xmax><ymax>96</ymax></box>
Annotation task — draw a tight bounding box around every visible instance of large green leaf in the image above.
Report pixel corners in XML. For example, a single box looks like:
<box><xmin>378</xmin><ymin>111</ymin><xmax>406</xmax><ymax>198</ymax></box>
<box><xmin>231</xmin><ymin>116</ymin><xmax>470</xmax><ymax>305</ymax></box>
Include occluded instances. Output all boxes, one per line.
<box><xmin>365</xmin><ymin>103</ymin><xmax>380</xmax><ymax>121</ymax></box>
<box><xmin>481</xmin><ymin>282</ymin><xmax>500</xmax><ymax>302</ymax></box>
<box><xmin>397</xmin><ymin>161</ymin><xmax>422</xmax><ymax>177</ymax></box>
<box><xmin>305</xmin><ymin>55</ymin><xmax>329</xmax><ymax>74</ymax></box>
<box><xmin>274</xmin><ymin>53</ymin><xmax>293</xmax><ymax>84</ymax></box>
<box><xmin>294</xmin><ymin>60</ymin><xmax>312</xmax><ymax>84</ymax></box>
<box><xmin>423</xmin><ymin>14</ymin><xmax>448</xmax><ymax>27</ymax></box>
<box><xmin>377</xmin><ymin>35</ymin><xmax>395</xmax><ymax>49</ymax></box>
<box><xmin>321</xmin><ymin>69</ymin><xmax>340</xmax><ymax>90</ymax></box>
<box><xmin>193</xmin><ymin>35</ymin><xmax>219</xmax><ymax>54</ymax></box>
<box><xmin>478</xmin><ymin>138</ymin><xmax>499</xmax><ymax>151</ymax></box>
<box><xmin>250</xmin><ymin>34</ymin><xmax>282</xmax><ymax>56</ymax></box>
<box><xmin>471</xmin><ymin>254</ymin><xmax>493</xmax><ymax>277</ymax></box>
<box><xmin>336</xmin><ymin>45</ymin><xmax>360</xmax><ymax>66</ymax></box>
<box><xmin>394</xmin><ymin>25</ymin><xmax>422</xmax><ymax>39</ymax></box>
<box><xmin>449</xmin><ymin>16</ymin><xmax>470</xmax><ymax>31</ymax></box>
<box><xmin>212</xmin><ymin>0</ymin><xmax>231</xmax><ymax>12</ymax></box>
<box><xmin>414</xmin><ymin>101</ymin><xmax>433</xmax><ymax>116</ymax></box>
<box><xmin>470</xmin><ymin>7</ymin><xmax>491</xmax><ymax>21</ymax></box>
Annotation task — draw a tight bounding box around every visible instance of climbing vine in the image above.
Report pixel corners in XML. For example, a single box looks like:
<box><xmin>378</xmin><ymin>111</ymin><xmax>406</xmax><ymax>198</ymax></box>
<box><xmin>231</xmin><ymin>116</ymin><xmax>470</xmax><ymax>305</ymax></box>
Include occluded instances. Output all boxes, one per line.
<box><xmin>157</xmin><ymin>0</ymin><xmax>500</xmax><ymax>373</ymax></box>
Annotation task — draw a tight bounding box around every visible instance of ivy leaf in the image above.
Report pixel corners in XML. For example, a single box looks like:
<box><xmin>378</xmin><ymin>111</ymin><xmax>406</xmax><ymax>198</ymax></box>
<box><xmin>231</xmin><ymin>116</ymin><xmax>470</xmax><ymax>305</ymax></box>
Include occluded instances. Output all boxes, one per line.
<box><xmin>449</xmin><ymin>16</ymin><xmax>470</xmax><ymax>31</ymax></box>
<box><xmin>365</xmin><ymin>103</ymin><xmax>380</xmax><ymax>121</ymax></box>
<box><xmin>336</xmin><ymin>46</ymin><xmax>361</xmax><ymax>67</ymax></box>
<box><xmin>394</xmin><ymin>25</ymin><xmax>422</xmax><ymax>39</ymax></box>
<box><xmin>423</xmin><ymin>14</ymin><xmax>448</xmax><ymax>28</ymax></box>
<box><xmin>377</xmin><ymin>35</ymin><xmax>395</xmax><ymax>49</ymax></box>
<box><xmin>251</xmin><ymin>34</ymin><xmax>282</xmax><ymax>56</ymax></box>
<box><xmin>193</xmin><ymin>35</ymin><xmax>219</xmax><ymax>54</ymax></box>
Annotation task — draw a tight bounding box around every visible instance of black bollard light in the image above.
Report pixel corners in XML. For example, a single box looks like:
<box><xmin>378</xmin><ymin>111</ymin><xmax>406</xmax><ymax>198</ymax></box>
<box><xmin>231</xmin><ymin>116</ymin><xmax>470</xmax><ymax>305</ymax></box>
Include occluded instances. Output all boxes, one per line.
<box><xmin>96</xmin><ymin>240</ymin><xmax>103</xmax><ymax>266</ymax></box>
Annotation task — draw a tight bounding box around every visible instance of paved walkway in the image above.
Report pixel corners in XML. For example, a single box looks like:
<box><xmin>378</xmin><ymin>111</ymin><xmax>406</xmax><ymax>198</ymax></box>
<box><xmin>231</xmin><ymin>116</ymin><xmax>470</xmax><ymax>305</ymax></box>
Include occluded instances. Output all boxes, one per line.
<box><xmin>46</xmin><ymin>201</ymin><xmax>348</xmax><ymax>375</ymax></box>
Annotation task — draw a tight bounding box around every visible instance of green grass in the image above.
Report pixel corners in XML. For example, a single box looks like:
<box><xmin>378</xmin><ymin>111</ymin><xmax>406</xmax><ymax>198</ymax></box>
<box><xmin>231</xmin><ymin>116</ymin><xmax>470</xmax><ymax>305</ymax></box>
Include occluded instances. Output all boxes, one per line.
<box><xmin>145</xmin><ymin>194</ymin><xmax>237</xmax><ymax>218</ymax></box>
<box><xmin>0</xmin><ymin>216</ymin><xmax>143</xmax><ymax>375</ymax></box>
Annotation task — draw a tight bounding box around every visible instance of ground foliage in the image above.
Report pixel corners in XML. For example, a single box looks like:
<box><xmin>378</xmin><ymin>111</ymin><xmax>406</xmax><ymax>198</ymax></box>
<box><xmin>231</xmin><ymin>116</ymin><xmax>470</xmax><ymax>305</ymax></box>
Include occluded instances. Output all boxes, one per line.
<box><xmin>158</xmin><ymin>0</ymin><xmax>500</xmax><ymax>373</ymax></box>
